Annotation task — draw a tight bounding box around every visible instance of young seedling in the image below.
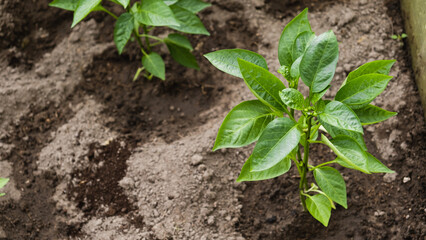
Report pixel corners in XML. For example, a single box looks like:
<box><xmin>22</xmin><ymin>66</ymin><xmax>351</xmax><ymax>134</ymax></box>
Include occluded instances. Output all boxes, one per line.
<box><xmin>391</xmin><ymin>33</ymin><xmax>407</xmax><ymax>46</ymax></box>
<box><xmin>0</xmin><ymin>178</ymin><xmax>9</xmax><ymax>197</ymax></box>
<box><xmin>49</xmin><ymin>0</ymin><xmax>210</xmax><ymax>80</ymax></box>
<box><xmin>205</xmin><ymin>9</ymin><xmax>397</xmax><ymax>226</ymax></box>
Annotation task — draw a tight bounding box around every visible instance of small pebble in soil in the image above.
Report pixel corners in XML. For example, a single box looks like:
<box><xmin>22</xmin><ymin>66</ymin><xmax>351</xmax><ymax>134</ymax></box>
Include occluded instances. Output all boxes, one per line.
<box><xmin>207</xmin><ymin>216</ymin><xmax>215</xmax><ymax>225</ymax></box>
<box><xmin>374</xmin><ymin>210</ymin><xmax>385</xmax><ymax>217</ymax></box>
<box><xmin>403</xmin><ymin>177</ymin><xmax>411</xmax><ymax>183</ymax></box>
<box><xmin>383</xmin><ymin>172</ymin><xmax>397</xmax><ymax>183</ymax></box>
<box><xmin>191</xmin><ymin>154</ymin><xmax>204</xmax><ymax>166</ymax></box>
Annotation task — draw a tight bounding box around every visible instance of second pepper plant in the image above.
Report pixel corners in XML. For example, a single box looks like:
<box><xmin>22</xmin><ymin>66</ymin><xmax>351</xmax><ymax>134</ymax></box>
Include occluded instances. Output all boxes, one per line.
<box><xmin>205</xmin><ymin>9</ymin><xmax>397</xmax><ymax>226</ymax></box>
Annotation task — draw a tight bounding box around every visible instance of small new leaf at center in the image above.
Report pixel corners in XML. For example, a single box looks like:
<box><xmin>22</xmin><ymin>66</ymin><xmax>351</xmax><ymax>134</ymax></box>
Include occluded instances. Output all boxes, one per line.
<box><xmin>279</xmin><ymin>88</ymin><xmax>305</xmax><ymax>110</ymax></box>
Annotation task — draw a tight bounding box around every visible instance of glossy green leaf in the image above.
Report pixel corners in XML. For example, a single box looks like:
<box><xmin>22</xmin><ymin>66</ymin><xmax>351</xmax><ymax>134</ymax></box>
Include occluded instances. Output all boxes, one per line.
<box><xmin>346</xmin><ymin>60</ymin><xmax>396</xmax><ymax>83</ymax></box>
<box><xmin>204</xmin><ymin>49</ymin><xmax>268</xmax><ymax>78</ymax></box>
<box><xmin>165</xmin><ymin>33</ymin><xmax>193</xmax><ymax>50</ymax></box>
<box><xmin>306</xmin><ymin>194</ymin><xmax>332</xmax><ymax>227</ymax></box>
<box><xmin>174</xmin><ymin>0</ymin><xmax>211</xmax><ymax>13</ymax></box>
<box><xmin>142</xmin><ymin>52</ymin><xmax>165</xmax><ymax>80</ymax></box>
<box><xmin>314</xmin><ymin>167</ymin><xmax>347</xmax><ymax>208</ymax></box>
<box><xmin>49</xmin><ymin>0</ymin><xmax>79</xmax><ymax>11</ymax></box>
<box><xmin>292</xmin><ymin>31</ymin><xmax>315</xmax><ymax>60</ymax></box>
<box><xmin>279</xmin><ymin>88</ymin><xmax>304</xmax><ymax>110</ymax></box>
<box><xmin>238</xmin><ymin>59</ymin><xmax>287</xmax><ymax>112</ymax></box>
<box><xmin>116</xmin><ymin>0</ymin><xmax>130</xmax><ymax>8</ymax></box>
<box><xmin>168</xmin><ymin>6</ymin><xmax>209</xmax><ymax>35</ymax></box>
<box><xmin>166</xmin><ymin>41</ymin><xmax>199</xmax><ymax>69</ymax></box>
<box><xmin>311</xmin><ymin>85</ymin><xmax>330</xmax><ymax>104</ymax></box>
<box><xmin>134</xmin><ymin>0</ymin><xmax>180</xmax><ymax>26</ymax></box>
<box><xmin>290</xmin><ymin>56</ymin><xmax>302</xmax><ymax>79</ymax></box>
<box><xmin>335</xmin><ymin>74</ymin><xmax>393</xmax><ymax>109</ymax></box>
<box><xmin>237</xmin><ymin>155</ymin><xmax>291</xmax><ymax>182</ymax></box>
<box><xmin>213</xmin><ymin>100</ymin><xmax>275</xmax><ymax>151</ymax></box>
<box><xmin>278</xmin><ymin>8</ymin><xmax>312</xmax><ymax>67</ymax></box>
<box><xmin>114</xmin><ymin>13</ymin><xmax>134</xmax><ymax>54</ymax></box>
<box><xmin>320</xmin><ymin>121</ymin><xmax>367</xmax><ymax>151</ymax></box>
<box><xmin>251</xmin><ymin>117</ymin><xmax>301</xmax><ymax>172</ymax></box>
<box><xmin>318</xmin><ymin>101</ymin><xmax>363</xmax><ymax>134</ymax></box>
<box><xmin>300</xmin><ymin>30</ymin><xmax>339</xmax><ymax>93</ymax></box>
<box><xmin>71</xmin><ymin>0</ymin><xmax>102</xmax><ymax>27</ymax></box>
<box><xmin>163</xmin><ymin>0</ymin><xmax>178</xmax><ymax>5</ymax></box>
<box><xmin>322</xmin><ymin>135</ymin><xmax>370</xmax><ymax>173</ymax></box>
<box><xmin>353</xmin><ymin>104</ymin><xmax>397</xmax><ymax>125</ymax></box>
<box><xmin>366</xmin><ymin>152</ymin><xmax>394</xmax><ymax>173</ymax></box>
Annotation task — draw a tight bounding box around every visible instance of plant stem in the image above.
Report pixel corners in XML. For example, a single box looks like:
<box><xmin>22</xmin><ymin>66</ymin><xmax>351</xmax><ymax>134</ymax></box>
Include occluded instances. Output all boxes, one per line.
<box><xmin>101</xmin><ymin>7</ymin><xmax>118</xmax><ymax>19</ymax></box>
<box><xmin>299</xmin><ymin>115</ymin><xmax>312</xmax><ymax>211</ymax></box>
<box><xmin>133</xmin><ymin>30</ymin><xmax>148</xmax><ymax>56</ymax></box>
<box><xmin>139</xmin><ymin>34</ymin><xmax>164</xmax><ymax>42</ymax></box>
<box><xmin>143</xmin><ymin>25</ymin><xmax>152</xmax><ymax>52</ymax></box>
<box><xmin>309</xmin><ymin>160</ymin><xmax>337</xmax><ymax>171</ymax></box>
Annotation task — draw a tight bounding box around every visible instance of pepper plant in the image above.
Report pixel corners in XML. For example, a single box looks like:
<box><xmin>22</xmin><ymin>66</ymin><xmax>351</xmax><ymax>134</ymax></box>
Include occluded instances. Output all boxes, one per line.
<box><xmin>49</xmin><ymin>0</ymin><xmax>210</xmax><ymax>80</ymax></box>
<box><xmin>205</xmin><ymin>9</ymin><xmax>397</xmax><ymax>226</ymax></box>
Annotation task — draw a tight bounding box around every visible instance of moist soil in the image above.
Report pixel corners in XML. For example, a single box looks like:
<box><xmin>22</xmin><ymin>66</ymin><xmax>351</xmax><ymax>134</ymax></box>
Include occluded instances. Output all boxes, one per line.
<box><xmin>0</xmin><ymin>0</ymin><xmax>425</xmax><ymax>239</ymax></box>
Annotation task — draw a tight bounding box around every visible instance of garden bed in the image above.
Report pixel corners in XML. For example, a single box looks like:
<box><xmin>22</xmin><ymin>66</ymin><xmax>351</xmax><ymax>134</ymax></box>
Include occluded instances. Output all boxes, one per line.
<box><xmin>0</xmin><ymin>0</ymin><xmax>424</xmax><ymax>239</ymax></box>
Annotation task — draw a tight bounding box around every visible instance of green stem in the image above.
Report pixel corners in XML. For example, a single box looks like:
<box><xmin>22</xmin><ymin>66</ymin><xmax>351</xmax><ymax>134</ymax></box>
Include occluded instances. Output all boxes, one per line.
<box><xmin>101</xmin><ymin>7</ymin><xmax>118</xmax><ymax>19</ymax></box>
<box><xmin>139</xmin><ymin>34</ymin><xmax>164</xmax><ymax>42</ymax></box>
<box><xmin>143</xmin><ymin>25</ymin><xmax>152</xmax><ymax>52</ymax></box>
<box><xmin>309</xmin><ymin>160</ymin><xmax>337</xmax><ymax>171</ymax></box>
<box><xmin>299</xmin><ymin>115</ymin><xmax>312</xmax><ymax>211</ymax></box>
<box><xmin>133</xmin><ymin>30</ymin><xmax>148</xmax><ymax>56</ymax></box>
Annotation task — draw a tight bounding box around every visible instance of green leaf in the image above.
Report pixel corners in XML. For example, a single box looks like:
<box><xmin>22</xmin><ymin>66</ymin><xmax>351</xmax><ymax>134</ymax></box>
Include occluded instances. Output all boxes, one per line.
<box><xmin>353</xmin><ymin>104</ymin><xmax>397</xmax><ymax>125</ymax></box>
<box><xmin>346</xmin><ymin>60</ymin><xmax>395</xmax><ymax>83</ymax></box>
<box><xmin>165</xmin><ymin>33</ymin><xmax>193</xmax><ymax>50</ymax></box>
<box><xmin>366</xmin><ymin>152</ymin><xmax>394</xmax><ymax>173</ymax></box>
<box><xmin>71</xmin><ymin>0</ymin><xmax>102</xmax><ymax>27</ymax></box>
<box><xmin>238</xmin><ymin>59</ymin><xmax>287</xmax><ymax>112</ymax></box>
<box><xmin>311</xmin><ymin>85</ymin><xmax>330</xmax><ymax>104</ymax></box>
<box><xmin>134</xmin><ymin>0</ymin><xmax>180</xmax><ymax>26</ymax></box>
<box><xmin>306</xmin><ymin>194</ymin><xmax>332</xmax><ymax>227</ymax></box>
<box><xmin>279</xmin><ymin>88</ymin><xmax>304</xmax><ymax>110</ymax></box>
<box><xmin>142</xmin><ymin>52</ymin><xmax>165</xmax><ymax>80</ymax></box>
<box><xmin>166</xmin><ymin>41</ymin><xmax>199</xmax><ymax>69</ymax></box>
<box><xmin>237</xmin><ymin>155</ymin><xmax>291</xmax><ymax>182</ymax></box>
<box><xmin>163</xmin><ymin>0</ymin><xmax>178</xmax><ymax>5</ymax></box>
<box><xmin>314</xmin><ymin>167</ymin><xmax>347</xmax><ymax>208</ymax></box>
<box><xmin>278</xmin><ymin>8</ymin><xmax>312</xmax><ymax>67</ymax></box>
<box><xmin>49</xmin><ymin>0</ymin><xmax>79</xmax><ymax>11</ymax></box>
<box><xmin>213</xmin><ymin>100</ymin><xmax>275</xmax><ymax>151</ymax></box>
<box><xmin>322</xmin><ymin>135</ymin><xmax>370</xmax><ymax>173</ymax></box>
<box><xmin>174</xmin><ymin>0</ymin><xmax>211</xmax><ymax>13</ymax></box>
<box><xmin>168</xmin><ymin>6</ymin><xmax>209</xmax><ymax>35</ymax></box>
<box><xmin>204</xmin><ymin>49</ymin><xmax>268</xmax><ymax>78</ymax></box>
<box><xmin>116</xmin><ymin>0</ymin><xmax>130</xmax><ymax>8</ymax></box>
<box><xmin>335</xmin><ymin>74</ymin><xmax>393</xmax><ymax>109</ymax></box>
<box><xmin>290</xmin><ymin>56</ymin><xmax>302</xmax><ymax>79</ymax></box>
<box><xmin>318</xmin><ymin>101</ymin><xmax>363</xmax><ymax>134</ymax></box>
<box><xmin>251</xmin><ymin>117</ymin><xmax>301</xmax><ymax>172</ymax></box>
<box><xmin>292</xmin><ymin>31</ymin><xmax>316</xmax><ymax>61</ymax></box>
<box><xmin>320</xmin><ymin>121</ymin><xmax>367</xmax><ymax>151</ymax></box>
<box><xmin>114</xmin><ymin>13</ymin><xmax>134</xmax><ymax>54</ymax></box>
<box><xmin>0</xmin><ymin>178</ymin><xmax>9</xmax><ymax>189</ymax></box>
<box><xmin>300</xmin><ymin>30</ymin><xmax>339</xmax><ymax>93</ymax></box>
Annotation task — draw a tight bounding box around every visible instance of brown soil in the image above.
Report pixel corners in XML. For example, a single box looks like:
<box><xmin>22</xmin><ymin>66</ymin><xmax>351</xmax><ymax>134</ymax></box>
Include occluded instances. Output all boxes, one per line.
<box><xmin>0</xmin><ymin>0</ymin><xmax>424</xmax><ymax>239</ymax></box>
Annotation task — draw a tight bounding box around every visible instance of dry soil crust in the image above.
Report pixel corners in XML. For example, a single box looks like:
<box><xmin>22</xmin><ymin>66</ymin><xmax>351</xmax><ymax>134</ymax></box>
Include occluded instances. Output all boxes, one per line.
<box><xmin>0</xmin><ymin>0</ymin><xmax>424</xmax><ymax>239</ymax></box>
